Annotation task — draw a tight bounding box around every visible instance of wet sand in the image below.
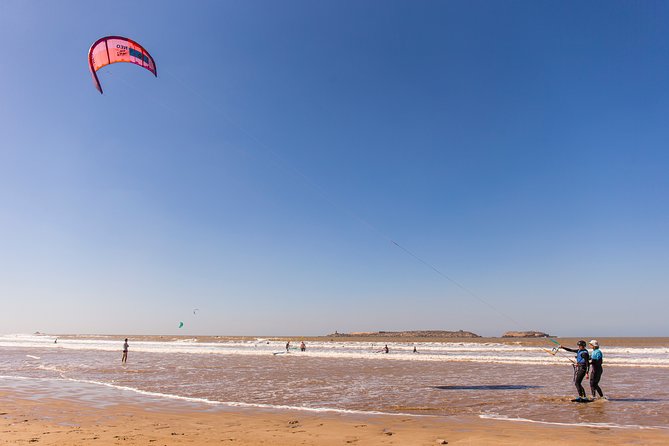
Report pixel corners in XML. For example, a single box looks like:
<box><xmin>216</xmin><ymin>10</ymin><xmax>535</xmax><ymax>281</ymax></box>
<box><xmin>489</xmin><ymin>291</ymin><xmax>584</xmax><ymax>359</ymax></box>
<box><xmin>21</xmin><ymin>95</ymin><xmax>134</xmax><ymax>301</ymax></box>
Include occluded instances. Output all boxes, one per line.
<box><xmin>2</xmin><ymin>389</ymin><xmax>668</xmax><ymax>445</ymax></box>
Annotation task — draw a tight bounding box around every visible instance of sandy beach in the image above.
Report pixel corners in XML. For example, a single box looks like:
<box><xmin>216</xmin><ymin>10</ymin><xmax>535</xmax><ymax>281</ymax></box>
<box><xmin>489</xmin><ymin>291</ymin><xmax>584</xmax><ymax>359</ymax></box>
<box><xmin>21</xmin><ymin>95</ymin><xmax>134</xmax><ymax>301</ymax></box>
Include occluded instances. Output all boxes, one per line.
<box><xmin>0</xmin><ymin>392</ymin><xmax>669</xmax><ymax>445</ymax></box>
<box><xmin>2</xmin><ymin>388</ymin><xmax>668</xmax><ymax>446</ymax></box>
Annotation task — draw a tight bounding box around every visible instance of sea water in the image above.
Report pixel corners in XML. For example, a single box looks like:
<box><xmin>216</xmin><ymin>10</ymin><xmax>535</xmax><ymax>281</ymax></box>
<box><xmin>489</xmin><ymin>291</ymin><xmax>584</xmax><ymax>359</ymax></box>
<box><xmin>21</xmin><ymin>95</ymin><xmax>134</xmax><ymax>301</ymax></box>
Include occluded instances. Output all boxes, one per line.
<box><xmin>0</xmin><ymin>334</ymin><xmax>667</xmax><ymax>429</ymax></box>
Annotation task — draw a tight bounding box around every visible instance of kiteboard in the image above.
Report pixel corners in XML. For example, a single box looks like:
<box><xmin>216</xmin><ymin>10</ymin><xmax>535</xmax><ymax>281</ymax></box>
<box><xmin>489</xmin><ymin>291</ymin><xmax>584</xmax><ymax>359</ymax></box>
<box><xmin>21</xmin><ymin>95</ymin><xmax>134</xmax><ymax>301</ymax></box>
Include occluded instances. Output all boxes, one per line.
<box><xmin>571</xmin><ymin>397</ymin><xmax>594</xmax><ymax>403</ymax></box>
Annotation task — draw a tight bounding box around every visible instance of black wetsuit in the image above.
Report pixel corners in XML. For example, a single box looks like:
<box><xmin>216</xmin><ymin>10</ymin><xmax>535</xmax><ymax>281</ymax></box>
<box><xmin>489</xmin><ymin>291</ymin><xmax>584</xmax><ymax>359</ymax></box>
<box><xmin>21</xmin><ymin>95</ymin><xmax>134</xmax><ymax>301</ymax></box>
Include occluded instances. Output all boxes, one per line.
<box><xmin>563</xmin><ymin>347</ymin><xmax>589</xmax><ymax>398</ymax></box>
<box><xmin>590</xmin><ymin>349</ymin><xmax>604</xmax><ymax>398</ymax></box>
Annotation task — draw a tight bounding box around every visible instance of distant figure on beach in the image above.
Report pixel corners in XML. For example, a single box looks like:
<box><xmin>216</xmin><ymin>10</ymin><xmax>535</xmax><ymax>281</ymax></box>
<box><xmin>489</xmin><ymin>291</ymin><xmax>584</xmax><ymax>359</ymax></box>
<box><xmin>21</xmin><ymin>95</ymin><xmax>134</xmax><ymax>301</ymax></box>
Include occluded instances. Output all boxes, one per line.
<box><xmin>286</xmin><ymin>341</ymin><xmax>290</xmax><ymax>352</ymax></box>
<box><xmin>383</xmin><ymin>344</ymin><xmax>389</xmax><ymax>354</ymax></box>
<box><xmin>300</xmin><ymin>341</ymin><xmax>306</xmax><ymax>352</ymax></box>
<box><xmin>560</xmin><ymin>340</ymin><xmax>589</xmax><ymax>400</ymax></box>
<box><xmin>122</xmin><ymin>338</ymin><xmax>129</xmax><ymax>364</ymax></box>
<box><xmin>54</xmin><ymin>338</ymin><xmax>57</xmax><ymax>344</ymax></box>
<box><xmin>413</xmin><ymin>345</ymin><xmax>417</xmax><ymax>353</ymax></box>
<box><xmin>589</xmin><ymin>340</ymin><xmax>605</xmax><ymax>399</ymax></box>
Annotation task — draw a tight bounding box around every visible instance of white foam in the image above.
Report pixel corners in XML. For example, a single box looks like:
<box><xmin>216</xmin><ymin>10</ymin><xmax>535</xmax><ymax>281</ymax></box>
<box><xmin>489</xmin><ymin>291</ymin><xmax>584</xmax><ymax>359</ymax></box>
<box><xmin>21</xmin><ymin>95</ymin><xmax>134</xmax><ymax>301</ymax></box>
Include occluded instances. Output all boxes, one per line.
<box><xmin>2</xmin><ymin>335</ymin><xmax>668</xmax><ymax>367</ymax></box>
<box><xmin>479</xmin><ymin>413</ymin><xmax>669</xmax><ymax>430</ymax></box>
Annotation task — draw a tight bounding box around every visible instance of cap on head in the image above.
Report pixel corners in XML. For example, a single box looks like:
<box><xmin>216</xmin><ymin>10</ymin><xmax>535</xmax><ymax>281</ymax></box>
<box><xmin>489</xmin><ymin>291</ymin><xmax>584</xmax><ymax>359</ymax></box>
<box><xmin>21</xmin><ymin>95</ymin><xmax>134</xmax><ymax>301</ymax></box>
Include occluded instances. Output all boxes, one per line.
<box><xmin>589</xmin><ymin>339</ymin><xmax>599</xmax><ymax>347</ymax></box>
<box><xmin>577</xmin><ymin>340</ymin><xmax>587</xmax><ymax>347</ymax></box>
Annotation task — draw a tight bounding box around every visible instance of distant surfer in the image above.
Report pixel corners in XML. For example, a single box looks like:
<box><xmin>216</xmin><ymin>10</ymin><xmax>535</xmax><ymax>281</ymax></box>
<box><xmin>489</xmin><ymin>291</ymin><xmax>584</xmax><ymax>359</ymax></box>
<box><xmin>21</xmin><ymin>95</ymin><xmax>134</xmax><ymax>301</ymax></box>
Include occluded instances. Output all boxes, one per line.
<box><xmin>383</xmin><ymin>344</ymin><xmax>389</xmax><ymax>354</ymax></box>
<box><xmin>560</xmin><ymin>340</ymin><xmax>589</xmax><ymax>400</ymax></box>
<box><xmin>413</xmin><ymin>345</ymin><xmax>418</xmax><ymax>353</ymax></box>
<box><xmin>54</xmin><ymin>338</ymin><xmax>57</xmax><ymax>344</ymax></box>
<box><xmin>286</xmin><ymin>341</ymin><xmax>290</xmax><ymax>352</ymax></box>
<box><xmin>589</xmin><ymin>340</ymin><xmax>605</xmax><ymax>399</ymax></box>
<box><xmin>300</xmin><ymin>341</ymin><xmax>306</xmax><ymax>352</ymax></box>
<box><xmin>122</xmin><ymin>338</ymin><xmax>129</xmax><ymax>364</ymax></box>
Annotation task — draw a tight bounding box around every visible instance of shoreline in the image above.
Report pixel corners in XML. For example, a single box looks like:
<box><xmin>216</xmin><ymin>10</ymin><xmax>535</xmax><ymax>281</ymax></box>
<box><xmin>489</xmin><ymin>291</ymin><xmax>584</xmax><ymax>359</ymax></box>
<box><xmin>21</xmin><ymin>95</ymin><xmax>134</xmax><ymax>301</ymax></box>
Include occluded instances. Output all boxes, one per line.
<box><xmin>3</xmin><ymin>334</ymin><xmax>667</xmax><ymax>441</ymax></box>
<box><xmin>3</xmin><ymin>375</ymin><xmax>667</xmax><ymax>430</ymax></box>
<box><xmin>2</xmin><ymin>387</ymin><xmax>669</xmax><ymax>445</ymax></box>
<box><xmin>2</xmin><ymin>377</ymin><xmax>669</xmax><ymax>445</ymax></box>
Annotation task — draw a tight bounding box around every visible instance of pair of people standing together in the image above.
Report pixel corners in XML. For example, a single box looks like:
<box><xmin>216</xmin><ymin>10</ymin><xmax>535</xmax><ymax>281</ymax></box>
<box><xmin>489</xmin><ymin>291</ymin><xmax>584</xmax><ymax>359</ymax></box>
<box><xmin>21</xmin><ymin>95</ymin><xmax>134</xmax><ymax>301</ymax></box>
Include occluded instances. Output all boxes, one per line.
<box><xmin>560</xmin><ymin>339</ymin><xmax>604</xmax><ymax>401</ymax></box>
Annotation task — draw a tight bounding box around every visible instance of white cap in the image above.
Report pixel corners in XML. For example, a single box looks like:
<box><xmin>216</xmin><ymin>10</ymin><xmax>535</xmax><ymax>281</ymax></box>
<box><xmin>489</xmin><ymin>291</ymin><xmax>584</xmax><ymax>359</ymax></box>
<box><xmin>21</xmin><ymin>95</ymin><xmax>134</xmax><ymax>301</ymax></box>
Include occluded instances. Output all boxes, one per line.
<box><xmin>589</xmin><ymin>339</ymin><xmax>599</xmax><ymax>347</ymax></box>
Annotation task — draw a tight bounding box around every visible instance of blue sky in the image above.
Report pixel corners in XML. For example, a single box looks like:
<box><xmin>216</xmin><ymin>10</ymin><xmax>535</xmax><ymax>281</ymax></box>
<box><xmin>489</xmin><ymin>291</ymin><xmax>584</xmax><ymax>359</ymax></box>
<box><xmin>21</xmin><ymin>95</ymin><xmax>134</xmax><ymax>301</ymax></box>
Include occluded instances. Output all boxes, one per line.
<box><xmin>1</xmin><ymin>1</ymin><xmax>667</xmax><ymax>337</ymax></box>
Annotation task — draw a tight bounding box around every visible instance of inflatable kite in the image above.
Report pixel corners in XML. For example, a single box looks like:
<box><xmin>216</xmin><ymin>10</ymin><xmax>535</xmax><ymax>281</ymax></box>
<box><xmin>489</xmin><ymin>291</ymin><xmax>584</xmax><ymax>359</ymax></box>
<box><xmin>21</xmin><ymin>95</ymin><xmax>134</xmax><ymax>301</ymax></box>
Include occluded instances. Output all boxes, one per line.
<box><xmin>88</xmin><ymin>36</ymin><xmax>157</xmax><ymax>94</ymax></box>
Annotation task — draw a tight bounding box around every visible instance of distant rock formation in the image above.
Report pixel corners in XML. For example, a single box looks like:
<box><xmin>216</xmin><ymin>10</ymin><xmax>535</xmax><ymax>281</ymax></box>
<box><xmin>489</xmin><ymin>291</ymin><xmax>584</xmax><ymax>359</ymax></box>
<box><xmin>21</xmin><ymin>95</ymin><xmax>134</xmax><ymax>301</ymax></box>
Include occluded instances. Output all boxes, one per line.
<box><xmin>502</xmin><ymin>331</ymin><xmax>551</xmax><ymax>338</ymax></box>
<box><xmin>327</xmin><ymin>330</ymin><xmax>480</xmax><ymax>338</ymax></box>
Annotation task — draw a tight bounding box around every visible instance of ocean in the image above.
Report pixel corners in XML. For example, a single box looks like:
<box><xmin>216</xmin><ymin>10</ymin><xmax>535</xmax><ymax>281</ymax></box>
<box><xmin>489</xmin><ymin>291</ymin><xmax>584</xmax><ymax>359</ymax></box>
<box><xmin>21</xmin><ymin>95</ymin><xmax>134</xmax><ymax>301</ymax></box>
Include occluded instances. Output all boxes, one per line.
<box><xmin>1</xmin><ymin>334</ymin><xmax>667</xmax><ymax>430</ymax></box>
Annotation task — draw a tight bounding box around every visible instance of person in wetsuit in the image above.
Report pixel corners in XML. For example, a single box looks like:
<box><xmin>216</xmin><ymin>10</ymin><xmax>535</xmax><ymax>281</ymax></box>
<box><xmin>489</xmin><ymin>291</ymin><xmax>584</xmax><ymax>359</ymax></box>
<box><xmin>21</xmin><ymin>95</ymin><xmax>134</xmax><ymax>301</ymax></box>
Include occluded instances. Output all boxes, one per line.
<box><xmin>588</xmin><ymin>340</ymin><xmax>605</xmax><ymax>399</ymax></box>
<box><xmin>121</xmin><ymin>338</ymin><xmax>129</xmax><ymax>364</ymax></box>
<box><xmin>560</xmin><ymin>340</ymin><xmax>589</xmax><ymax>400</ymax></box>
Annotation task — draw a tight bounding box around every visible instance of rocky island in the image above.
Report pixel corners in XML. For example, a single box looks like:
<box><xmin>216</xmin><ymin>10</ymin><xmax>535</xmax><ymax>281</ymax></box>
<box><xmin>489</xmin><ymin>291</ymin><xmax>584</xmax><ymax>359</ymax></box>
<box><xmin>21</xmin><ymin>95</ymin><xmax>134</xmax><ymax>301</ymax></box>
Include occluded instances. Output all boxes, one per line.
<box><xmin>328</xmin><ymin>330</ymin><xmax>480</xmax><ymax>338</ymax></box>
<box><xmin>501</xmin><ymin>331</ymin><xmax>551</xmax><ymax>338</ymax></box>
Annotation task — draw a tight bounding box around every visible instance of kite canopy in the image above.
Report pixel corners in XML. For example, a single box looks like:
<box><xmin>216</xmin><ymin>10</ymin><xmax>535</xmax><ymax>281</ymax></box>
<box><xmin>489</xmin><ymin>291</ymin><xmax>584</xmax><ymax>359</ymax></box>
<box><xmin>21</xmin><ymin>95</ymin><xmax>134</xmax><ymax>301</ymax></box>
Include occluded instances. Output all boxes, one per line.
<box><xmin>88</xmin><ymin>36</ymin><xmax>157</xmax><ymax>94</ymax></box>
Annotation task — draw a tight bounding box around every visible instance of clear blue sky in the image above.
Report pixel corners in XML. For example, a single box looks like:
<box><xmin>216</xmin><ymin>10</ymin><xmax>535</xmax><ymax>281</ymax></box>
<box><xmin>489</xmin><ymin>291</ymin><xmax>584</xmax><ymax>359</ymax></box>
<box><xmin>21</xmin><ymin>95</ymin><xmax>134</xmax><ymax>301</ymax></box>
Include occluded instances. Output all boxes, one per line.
<box><xmin>1</xmin><ymin>1</ymin><xmax>667</xmax><ymax>337</ymax></box>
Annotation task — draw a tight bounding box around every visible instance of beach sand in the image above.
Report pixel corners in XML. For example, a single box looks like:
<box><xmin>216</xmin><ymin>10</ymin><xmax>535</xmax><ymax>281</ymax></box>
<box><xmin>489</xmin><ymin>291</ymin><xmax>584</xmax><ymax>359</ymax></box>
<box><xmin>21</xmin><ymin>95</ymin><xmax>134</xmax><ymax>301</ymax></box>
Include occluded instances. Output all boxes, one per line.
<box><xmin>2</xmin><ymin>390</ymin><xmax>668</xmax><ymax>445</ymax></box>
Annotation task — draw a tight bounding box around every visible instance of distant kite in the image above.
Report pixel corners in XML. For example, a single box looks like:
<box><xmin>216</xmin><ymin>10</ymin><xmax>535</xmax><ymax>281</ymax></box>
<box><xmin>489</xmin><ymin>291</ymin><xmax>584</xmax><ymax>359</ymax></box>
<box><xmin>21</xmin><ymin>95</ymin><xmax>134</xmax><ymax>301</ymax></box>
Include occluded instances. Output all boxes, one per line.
<box><xmin>178</xmin><ymin>321</ymin><xmax>184</xmax><ymax>328</ymax></box>
<box><xmin>88</xmin><ymin>36</ymin><xmax>157</xmax><ymax>94</ymax></box>
<box><xmin>193</xmin><ymin>308</ymin><xmax>199</xmax><ymax>315</ymax></box>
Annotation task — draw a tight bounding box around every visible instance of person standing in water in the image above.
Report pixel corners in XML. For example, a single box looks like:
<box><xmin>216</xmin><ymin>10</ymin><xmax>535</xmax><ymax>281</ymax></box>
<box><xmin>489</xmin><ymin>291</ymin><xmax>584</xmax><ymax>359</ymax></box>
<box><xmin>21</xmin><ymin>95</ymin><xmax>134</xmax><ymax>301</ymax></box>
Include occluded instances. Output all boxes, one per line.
<box><xmin>560</xmin><ymin>340</ymin><xmax>590</xmax><ymax>400</ymax></box>
<box><xmin>589</xmin><ymin>340</ymin><xmax>605</xmax><ymax>399</ymax></box>
<box><xmin>383</xmin><ymin>344</ymin><xmax>389</xmax><ymax>354</ymax></box>
<box><xmin>285</xmin><ymin>341</ymin><xmax>290</xmax><ymax>352</ymax></box>
<box><xmin>300</xmin><ymin>341</ymin><xmax>306</xmax><ymax>352</ymax></box>
<box><xmin>121</xmin><ymin>338</ymin><xmax>129</xmax><ymax>364</ymax></box>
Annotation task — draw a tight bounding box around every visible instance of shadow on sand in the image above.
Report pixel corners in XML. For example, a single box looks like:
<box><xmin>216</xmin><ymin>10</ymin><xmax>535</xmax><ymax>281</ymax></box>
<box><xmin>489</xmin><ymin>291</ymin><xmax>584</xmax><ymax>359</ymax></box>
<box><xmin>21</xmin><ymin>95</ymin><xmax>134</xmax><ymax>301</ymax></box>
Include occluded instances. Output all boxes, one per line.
<box><xmin>434</xmin><ymin>385</ymin><xmax>543</xmax><ymax>391</ymax></box>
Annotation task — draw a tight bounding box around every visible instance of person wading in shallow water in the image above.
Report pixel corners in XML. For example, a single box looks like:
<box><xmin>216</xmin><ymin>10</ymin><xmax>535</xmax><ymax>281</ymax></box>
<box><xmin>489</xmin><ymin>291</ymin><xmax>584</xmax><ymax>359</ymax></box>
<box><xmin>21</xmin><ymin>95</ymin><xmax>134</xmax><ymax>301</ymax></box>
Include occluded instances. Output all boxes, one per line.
<box><xmin>121</xmin><ymin>338</ymin><xmax>129</xmax><ymax>364</ymax></box>
<box><xmin>560</xmin><ymin>340</ymin><xmax>590</xmax><ymax>400</ymax></box>
<box><xmin>589</xmin><ymin>340</ymin><xmax>605</xmax><ymax>399</ymax></box>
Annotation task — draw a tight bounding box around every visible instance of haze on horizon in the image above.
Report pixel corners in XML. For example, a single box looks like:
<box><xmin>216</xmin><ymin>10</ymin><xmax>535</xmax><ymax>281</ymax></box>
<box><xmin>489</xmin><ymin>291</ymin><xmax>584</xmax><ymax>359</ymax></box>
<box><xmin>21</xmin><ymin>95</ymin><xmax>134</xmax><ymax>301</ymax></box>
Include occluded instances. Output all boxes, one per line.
<box><xmin>1</xmin><ymin>1</ymin><xmax>667</xmax><ymax>338</ymax></box>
